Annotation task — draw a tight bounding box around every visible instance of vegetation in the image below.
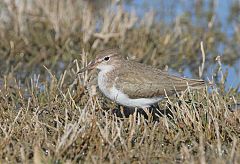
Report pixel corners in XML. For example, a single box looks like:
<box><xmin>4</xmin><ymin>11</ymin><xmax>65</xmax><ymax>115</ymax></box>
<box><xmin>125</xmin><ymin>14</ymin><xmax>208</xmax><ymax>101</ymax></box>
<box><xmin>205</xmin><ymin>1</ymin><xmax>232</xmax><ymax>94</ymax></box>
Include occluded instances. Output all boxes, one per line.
<box><xmin>0</xmin><ymin>0</ymin><xmax>239</xmax><ymax>163</ymax></box>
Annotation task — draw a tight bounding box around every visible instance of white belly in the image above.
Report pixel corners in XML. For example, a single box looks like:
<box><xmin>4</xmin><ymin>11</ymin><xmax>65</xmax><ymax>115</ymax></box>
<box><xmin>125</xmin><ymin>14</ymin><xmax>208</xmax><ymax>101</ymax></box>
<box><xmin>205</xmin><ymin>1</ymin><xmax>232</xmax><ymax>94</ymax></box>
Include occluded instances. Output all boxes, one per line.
<box><xmin>97</xmin><ymin>71</ymin><xmax>162</xmax><ymax>108</ymax></box>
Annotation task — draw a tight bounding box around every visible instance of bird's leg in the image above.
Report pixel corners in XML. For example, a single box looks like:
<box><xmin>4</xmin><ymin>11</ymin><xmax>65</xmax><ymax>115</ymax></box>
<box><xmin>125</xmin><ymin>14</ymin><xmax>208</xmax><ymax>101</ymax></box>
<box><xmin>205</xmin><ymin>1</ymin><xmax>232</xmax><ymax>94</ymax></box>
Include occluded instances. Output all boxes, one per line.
<box><xmin>142</xmin><ymin>107</ymin><xmax>153</xmax><ymax>122</ymax></box>
<box><xmin>149</xmin><ymin>104</ymin><xmax>174</xmax><ymax>121</ymax></box>
<box><xmin>112</xmin><ymin>105</ymin><xmax>138</xmax><ymax>118</ymax></box>
<box><xmin>149</xmin><ymin>105</ymin><xmax>161</xmax><ymax>121</ymax></box>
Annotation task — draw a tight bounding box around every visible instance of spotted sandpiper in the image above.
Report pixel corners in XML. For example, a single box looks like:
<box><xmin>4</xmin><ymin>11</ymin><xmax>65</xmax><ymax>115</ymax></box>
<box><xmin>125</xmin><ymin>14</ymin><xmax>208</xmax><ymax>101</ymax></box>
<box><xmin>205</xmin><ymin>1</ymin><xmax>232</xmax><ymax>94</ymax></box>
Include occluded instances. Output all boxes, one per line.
<box><xmin>78</xmin><ymin>48</ymin><xmax>207</xmax><ymax>108</ymax></box>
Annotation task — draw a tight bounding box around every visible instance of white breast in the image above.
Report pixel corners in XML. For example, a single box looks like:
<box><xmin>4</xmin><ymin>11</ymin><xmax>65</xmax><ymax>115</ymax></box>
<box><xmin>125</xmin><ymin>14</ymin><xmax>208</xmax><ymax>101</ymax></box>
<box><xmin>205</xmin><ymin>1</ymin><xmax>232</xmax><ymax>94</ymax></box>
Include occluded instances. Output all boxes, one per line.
<box><xmin>109</xmin><ymin>86</ymin><xmax>163</xmax><ymax>108</ymax></box>
<box><xmin>97</xmin><ymin>65</ymin><xmax>115</xmax><ymax>101</ymax></box>
<box><xmin>97</xmin><ymin>67</ymin><xmax>162</xmax><ymax>108</ymax></box>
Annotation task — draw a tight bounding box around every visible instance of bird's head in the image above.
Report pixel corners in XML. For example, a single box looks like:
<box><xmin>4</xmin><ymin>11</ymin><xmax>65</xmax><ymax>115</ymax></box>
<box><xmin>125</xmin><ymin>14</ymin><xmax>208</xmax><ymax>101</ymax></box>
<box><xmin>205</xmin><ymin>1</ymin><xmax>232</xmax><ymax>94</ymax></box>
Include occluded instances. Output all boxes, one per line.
<box><xmin>78</xmin><ymin>48</ymin><xmax>123</xmax><ymax>73</ymax></box>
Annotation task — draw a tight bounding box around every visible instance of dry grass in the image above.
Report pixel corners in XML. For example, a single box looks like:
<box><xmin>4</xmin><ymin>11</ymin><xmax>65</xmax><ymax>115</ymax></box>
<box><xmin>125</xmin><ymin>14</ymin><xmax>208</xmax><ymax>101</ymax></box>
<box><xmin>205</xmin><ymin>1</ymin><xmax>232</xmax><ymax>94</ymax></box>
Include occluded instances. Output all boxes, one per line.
<box><xmin>0</xmin><ymin>70</ymin><xmax>240</xmax><ymax>163</ymax></box>
<box><xmin>0</xmin><ymin>0</ymin><xmax>240</xmax><ymax>163</ymax></box>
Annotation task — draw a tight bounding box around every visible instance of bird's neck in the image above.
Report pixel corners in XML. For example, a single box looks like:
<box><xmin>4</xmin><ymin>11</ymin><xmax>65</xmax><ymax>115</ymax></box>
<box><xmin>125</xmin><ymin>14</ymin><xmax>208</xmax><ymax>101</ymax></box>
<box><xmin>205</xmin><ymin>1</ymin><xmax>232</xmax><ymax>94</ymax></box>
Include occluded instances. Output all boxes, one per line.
<box><xmin>97</xmin><ymin>65</ymin><xmax>115</xmax><ymax>73</ymax></box>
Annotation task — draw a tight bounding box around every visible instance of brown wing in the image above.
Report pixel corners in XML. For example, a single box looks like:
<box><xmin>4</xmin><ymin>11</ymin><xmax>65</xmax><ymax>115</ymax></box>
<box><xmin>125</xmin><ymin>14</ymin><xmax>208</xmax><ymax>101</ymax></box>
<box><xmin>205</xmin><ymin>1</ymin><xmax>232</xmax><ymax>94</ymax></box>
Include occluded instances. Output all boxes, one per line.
<box><xmin>115</xmin><ymin>62</ymin><xmax>206</xmax><ymax>99</ymax></box>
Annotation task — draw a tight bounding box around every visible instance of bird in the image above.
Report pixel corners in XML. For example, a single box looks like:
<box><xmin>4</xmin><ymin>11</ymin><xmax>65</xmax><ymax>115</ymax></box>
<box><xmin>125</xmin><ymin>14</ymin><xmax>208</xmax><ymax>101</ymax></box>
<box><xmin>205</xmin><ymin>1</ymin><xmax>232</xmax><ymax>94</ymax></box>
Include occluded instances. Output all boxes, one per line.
<box><xmin>78</xmin><ymin>48</ymin><xmax>207</xmax><ymax>108</ymax></box>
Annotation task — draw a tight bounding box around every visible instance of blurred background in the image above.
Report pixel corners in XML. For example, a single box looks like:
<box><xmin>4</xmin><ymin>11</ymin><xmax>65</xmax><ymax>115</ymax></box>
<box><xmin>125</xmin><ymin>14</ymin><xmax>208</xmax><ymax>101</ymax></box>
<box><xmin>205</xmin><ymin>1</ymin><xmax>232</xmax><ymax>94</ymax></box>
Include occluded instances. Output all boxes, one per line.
<box><xmin>0</xmin><ymin>0</ymin><xmax>239</xmax><ymax>91</ymax></box>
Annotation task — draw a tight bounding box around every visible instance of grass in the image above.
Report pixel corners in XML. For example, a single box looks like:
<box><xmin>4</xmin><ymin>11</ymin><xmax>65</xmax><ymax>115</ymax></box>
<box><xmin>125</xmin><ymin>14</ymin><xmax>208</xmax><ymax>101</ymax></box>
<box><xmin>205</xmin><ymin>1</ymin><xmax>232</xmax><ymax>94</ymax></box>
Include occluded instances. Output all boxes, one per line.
<box><xmin>0</xmin><ymin>0</ymin><xmax>240</xmax><ymax>163</ymax></box>
<box><xmin>1</xmin><ymin>73</ymin><xmax>239</xmax><ymax>163</ymax></box>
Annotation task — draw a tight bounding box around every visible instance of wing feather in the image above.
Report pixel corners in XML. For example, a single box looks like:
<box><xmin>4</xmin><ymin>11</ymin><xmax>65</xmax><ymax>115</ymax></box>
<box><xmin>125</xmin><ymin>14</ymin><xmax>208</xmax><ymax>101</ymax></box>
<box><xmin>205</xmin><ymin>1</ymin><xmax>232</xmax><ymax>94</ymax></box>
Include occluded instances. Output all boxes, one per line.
<box><xmin>114</xmin><ymin>62</ymin><xmax>205</xmax><ymax>99</ymax></box>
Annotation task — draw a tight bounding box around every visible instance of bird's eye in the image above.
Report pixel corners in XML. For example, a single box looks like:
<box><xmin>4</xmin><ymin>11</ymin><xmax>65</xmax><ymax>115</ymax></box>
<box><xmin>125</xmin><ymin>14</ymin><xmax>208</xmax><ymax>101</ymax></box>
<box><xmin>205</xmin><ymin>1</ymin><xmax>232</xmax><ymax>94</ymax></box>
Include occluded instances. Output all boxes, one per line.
<box><xmin>104</xmin><ymin>56</ymin><xmax>110</xmax><ymax>61</ymax></box>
